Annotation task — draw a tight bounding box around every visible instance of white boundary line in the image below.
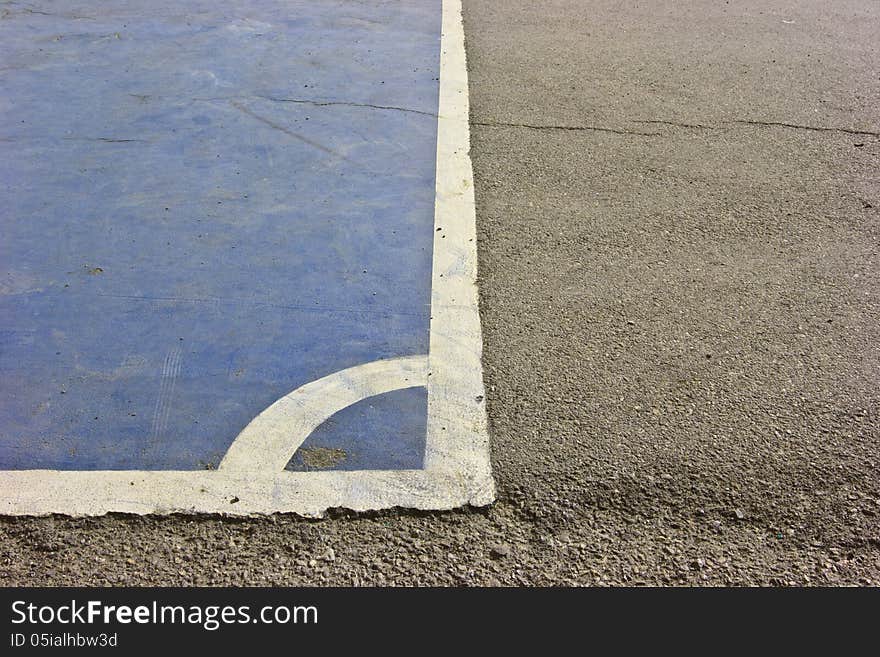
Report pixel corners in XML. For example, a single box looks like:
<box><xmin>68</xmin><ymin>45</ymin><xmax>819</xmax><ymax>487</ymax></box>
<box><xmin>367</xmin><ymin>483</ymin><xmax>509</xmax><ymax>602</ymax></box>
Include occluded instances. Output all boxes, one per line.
<box><xmin>0</xmin><ymin>0</ymin><xmax>493</xmax><ymax>517</ymax></box>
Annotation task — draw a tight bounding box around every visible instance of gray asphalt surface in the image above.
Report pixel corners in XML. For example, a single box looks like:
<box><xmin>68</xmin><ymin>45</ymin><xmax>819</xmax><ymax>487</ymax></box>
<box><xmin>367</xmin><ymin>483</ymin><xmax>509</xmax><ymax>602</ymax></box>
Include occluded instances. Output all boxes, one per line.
<box><xmin>2</xmin><ymin>0</ymin><xmax>878</xmax><ymax>586</ymax></box>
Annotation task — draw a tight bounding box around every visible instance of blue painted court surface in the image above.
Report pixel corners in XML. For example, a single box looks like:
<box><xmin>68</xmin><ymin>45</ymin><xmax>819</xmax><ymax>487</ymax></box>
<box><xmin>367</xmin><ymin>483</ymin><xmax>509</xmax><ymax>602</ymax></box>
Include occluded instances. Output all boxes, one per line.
<box><xmin>0</xmin><ymin>1</ymin><xmax>441</xmax><ymax>470</ymax></box>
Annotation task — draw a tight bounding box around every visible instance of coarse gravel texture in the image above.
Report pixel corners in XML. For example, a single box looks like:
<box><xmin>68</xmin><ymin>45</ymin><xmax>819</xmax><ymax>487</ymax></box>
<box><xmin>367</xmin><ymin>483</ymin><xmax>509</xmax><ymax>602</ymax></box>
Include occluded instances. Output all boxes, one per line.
<box><xmin>2</xmin><ymin>0</ymin><xmax>878</xmax><ymax>586</ymax></box>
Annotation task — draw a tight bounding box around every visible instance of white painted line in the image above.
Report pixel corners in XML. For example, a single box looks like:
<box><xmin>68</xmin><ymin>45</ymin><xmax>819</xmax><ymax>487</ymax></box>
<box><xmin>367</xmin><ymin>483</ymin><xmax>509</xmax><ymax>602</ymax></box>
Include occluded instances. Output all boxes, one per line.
<box><xmin>0</xmin><ymin>469</ymin><xmax>483</xmax><ymax>517</ymax></box>
<box><xmin>0</xmin><ymin>0</ymin><xmax>493</xmax><ymax>516</ymax></box>
<box><xmin>424</xmin><ymin>0</ymin><xmax>493</xmax><ymax>495</ymax></box>
<box><xmin>220</xmin><ymin>356</ymin><xmax>428</xmax><ymax>473</ymax></box>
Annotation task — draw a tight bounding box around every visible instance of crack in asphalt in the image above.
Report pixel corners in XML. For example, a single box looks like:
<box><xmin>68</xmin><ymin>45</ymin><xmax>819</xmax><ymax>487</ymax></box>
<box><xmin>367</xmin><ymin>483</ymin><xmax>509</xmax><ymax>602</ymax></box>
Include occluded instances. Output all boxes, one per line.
<box><xmin>632</xmin><ymin>118</ymin><xmax>880</xmax><ymax>137</ymax></box>
<box><xmin>470</xmin><ymin>120</ymin><xmax>662</xmax><ymax>137</ymax></box>
<box><xmin>632</xmin><ymin>119</ymin><xmax>714</xmax><ymax>130</ymax></box>
<box><xmin>188</xmin><ymin>98</ymin><xmax>878</xmax><ymax>140</ymax></box>
<box><xmin>731</xmin><ymin>119</ymin><xmax>880</xmax><ymax>137</ymax></box>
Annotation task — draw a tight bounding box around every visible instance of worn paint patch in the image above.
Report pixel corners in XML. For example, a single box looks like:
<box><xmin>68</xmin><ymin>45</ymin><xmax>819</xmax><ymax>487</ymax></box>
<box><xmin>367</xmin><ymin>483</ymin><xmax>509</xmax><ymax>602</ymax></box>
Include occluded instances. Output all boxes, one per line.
<box><xmin>298</xmin><ymin>447</ymin><xmax>348</xmax><ymax>469</ymax></box>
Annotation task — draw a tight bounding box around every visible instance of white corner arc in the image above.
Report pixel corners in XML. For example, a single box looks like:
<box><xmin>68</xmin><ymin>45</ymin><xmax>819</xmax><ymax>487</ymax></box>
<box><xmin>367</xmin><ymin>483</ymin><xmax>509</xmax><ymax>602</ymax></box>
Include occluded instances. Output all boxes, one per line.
<box><xmin>219</xmin><ymin>355</ymin><xmax>428</xmax><ymax>473</ymax></box>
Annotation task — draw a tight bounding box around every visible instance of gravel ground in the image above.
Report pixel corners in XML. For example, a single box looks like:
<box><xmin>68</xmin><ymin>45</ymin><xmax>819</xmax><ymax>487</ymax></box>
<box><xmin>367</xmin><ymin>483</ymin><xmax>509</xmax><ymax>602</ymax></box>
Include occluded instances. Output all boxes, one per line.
<box><xmin>2</xmin><ymin>0</ymin><xmax>878</xmax><ymax>586</ymax></box>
